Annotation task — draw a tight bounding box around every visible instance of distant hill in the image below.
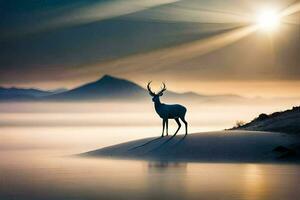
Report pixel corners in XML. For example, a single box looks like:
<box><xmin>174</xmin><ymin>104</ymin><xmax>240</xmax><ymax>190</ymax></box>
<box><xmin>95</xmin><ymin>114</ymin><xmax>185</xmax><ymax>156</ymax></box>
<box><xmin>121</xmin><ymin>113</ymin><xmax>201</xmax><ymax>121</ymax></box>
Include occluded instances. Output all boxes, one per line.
<box><xmin>0</xmin><ymin>87</ymin><xmax>51</xmax><ymax>101</ymax></box>
<box><xmin>232</xmin><ymin>106</ymin><xmax>300</xmax><ymax>134</ymax></box>
<box><xmin>48</xmin><ymin>88</ymin><xmax>68</xmax><ymax>94</ymax></box>
<box><xmin>0</xmin><ymin>74</ymin><xmax>244</xmax><ymax>102</ymax></box>
<box><xmin>0</xmin><ymin>87</ymin><xmax>67</xmax><ymax>101</ymax></box>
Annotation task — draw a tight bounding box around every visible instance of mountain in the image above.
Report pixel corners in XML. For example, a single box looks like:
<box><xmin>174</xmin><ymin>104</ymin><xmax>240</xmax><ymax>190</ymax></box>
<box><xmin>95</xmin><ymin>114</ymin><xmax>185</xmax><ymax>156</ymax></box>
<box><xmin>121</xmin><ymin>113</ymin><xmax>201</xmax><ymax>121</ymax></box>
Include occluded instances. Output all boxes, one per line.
<box><xmin>232</xmin><ymin>106</ymin><xmax>300</xmax><ymax>134</ymax></box>
<box><xmin>47</xmin><ymin>75</ymin><xmax>148</xmax><ymax>100</ymax></box>
<box><xmin>47</xmin><ymin>74</ymin><xmax>244</xmax><ymax>102</ymax></box>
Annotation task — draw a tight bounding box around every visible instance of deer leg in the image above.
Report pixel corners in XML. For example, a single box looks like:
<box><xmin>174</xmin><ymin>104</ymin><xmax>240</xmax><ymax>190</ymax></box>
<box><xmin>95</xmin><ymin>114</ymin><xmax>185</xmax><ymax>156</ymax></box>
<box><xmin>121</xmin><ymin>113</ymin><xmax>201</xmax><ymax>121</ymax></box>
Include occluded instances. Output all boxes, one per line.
<box><xmin>161</xmin><ymin>119</ymin><xmax>166</xmax><ymax>137</ymax></box>
<box><xmin>166</xmin><ymin>119</ymin><xmax>169</xmax><ymax>136</ymax></box>
<box><xmin>174</xmin><ymin>118</ymin><xmax>181</xmax><ymax>136</ymax></box>
<box><xmin>181</xmin><ymin>117</ymin><xmax>188</xmax><ymax>135</ymax></box>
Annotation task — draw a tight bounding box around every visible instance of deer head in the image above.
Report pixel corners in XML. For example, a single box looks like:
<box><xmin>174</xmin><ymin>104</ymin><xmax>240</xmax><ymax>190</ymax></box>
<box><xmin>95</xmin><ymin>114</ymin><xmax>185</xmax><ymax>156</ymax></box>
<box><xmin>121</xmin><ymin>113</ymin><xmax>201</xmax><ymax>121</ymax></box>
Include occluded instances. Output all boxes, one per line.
<box><xmin>147</xmin><ymin>81</ymin><xmax>166</xmax><ymax>103</ymax></box>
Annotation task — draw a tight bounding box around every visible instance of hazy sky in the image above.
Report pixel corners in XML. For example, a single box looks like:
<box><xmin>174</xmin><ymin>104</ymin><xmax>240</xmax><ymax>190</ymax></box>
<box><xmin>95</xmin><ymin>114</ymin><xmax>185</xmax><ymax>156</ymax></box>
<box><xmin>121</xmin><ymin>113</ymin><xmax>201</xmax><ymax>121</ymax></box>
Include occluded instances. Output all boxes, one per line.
<box><xmin>0</xmin><ymin>0</ymin><xmax>299</xmax><ymax>97</ymax></box>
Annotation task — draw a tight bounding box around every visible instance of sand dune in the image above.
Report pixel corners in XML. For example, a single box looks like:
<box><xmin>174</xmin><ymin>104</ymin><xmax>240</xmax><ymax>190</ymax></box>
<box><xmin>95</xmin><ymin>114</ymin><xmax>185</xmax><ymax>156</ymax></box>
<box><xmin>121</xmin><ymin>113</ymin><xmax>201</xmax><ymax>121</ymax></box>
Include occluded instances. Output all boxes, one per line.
<box><xmin>233</xmin><ymin>106</ymin><xmax>300</xmax><ymax>134</ymax></box>
<box><xmin>81</xmin><ymin>131</ymin><xmax>300</xmax><ymax>163</ymax></box>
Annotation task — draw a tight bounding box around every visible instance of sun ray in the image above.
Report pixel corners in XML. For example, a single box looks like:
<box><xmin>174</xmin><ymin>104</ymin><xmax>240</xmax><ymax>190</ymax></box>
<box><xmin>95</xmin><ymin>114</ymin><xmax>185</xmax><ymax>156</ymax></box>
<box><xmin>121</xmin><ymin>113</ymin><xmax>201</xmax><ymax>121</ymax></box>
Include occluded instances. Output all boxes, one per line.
<box><xmin>279</xmin><ymin>1</ymin><xmax>300</xmax><ymax>17</ymax></box>
<box><xmin>77</xmin><ymin>25</ymin><xmax>258</xmax><ymax>76</ymax></box>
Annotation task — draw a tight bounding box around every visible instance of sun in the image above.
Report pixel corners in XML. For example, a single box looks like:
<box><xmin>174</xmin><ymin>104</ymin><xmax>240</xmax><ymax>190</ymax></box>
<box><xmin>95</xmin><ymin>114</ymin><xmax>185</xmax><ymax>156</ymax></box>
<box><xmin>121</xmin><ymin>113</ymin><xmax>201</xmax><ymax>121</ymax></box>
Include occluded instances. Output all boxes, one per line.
<box><xmin>256</xmin><ymin>9</ymin><xmax>281</xmax><ymax>31</ymax></box>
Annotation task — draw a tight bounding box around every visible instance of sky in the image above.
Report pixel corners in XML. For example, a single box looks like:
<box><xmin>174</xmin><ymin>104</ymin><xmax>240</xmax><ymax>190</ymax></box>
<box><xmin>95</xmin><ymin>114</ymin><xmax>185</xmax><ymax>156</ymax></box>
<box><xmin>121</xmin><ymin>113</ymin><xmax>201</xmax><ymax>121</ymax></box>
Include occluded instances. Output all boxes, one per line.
<box><xmin>0</xmin><ymin>0</ymin><xmax>299</xmax><ymax>97</ymax></box>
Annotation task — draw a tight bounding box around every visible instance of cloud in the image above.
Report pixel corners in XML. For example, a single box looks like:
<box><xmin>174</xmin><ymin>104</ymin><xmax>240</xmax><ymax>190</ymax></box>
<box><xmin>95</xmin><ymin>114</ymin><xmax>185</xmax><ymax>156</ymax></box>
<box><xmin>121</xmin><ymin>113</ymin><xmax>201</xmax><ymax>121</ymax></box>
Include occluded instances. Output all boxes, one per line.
<box><xmin>0</xmin><ymin>0</ymin><xmax>179</xmax><ymax>38</ymax></box>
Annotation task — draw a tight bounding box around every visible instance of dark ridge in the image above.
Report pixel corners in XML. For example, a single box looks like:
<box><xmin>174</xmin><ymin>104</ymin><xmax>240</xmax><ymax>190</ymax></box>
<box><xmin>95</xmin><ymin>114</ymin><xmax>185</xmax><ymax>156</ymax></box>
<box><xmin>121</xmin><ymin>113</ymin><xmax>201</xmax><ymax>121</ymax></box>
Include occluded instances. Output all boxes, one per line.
<box><xmin>232</xmin><ymin>106</ymin><xmax>300</xmax><ymax>134</ymax></box>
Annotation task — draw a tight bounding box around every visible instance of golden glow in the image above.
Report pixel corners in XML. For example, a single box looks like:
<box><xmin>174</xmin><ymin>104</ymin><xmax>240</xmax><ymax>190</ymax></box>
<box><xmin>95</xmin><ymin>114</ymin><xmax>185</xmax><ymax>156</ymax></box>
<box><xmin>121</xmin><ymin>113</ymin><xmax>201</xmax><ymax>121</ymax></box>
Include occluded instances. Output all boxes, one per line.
<box><xmin>243</xmin><ymin>164</ymin><xmax>266</xmax><ymax>200</ymax></box>
<box><xmin>256</xmin><ymin>9</ymin><xmax>281</xmax><ymax>31</ymax></box>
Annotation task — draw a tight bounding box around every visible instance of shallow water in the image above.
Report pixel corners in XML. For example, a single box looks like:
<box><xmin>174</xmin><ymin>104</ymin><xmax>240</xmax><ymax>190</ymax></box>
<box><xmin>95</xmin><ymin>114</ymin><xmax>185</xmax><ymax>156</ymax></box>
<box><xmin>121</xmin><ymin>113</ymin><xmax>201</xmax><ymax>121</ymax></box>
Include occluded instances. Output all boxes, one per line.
<box><xmin>1</xmin><ymin>102</ymin><xmax>300</xmax><ymax>200</ymax></box>
<box><xmin>1</xmin><ymin>149</ymin><xmax>300</xmax><ymax>200</ymax></box>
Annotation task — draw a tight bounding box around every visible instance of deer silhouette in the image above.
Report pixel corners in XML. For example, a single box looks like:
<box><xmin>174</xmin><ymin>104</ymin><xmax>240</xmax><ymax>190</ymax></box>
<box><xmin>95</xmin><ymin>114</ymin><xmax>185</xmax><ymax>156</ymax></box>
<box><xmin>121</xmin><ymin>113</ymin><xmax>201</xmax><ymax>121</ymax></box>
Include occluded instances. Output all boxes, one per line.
<box><xmin>147</xmin><ymin>82</ymin><xmax>188</xmax><ymax>137</ymax></box>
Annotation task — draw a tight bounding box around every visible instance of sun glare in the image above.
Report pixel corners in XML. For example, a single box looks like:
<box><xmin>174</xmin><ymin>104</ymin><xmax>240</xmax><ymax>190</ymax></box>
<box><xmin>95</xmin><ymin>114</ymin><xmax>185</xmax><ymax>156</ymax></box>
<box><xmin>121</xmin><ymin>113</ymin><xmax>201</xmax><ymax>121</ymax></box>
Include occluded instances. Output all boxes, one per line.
<box><xmin>256</xmin><ymin>9</ymin><xmax>281</xmax><ymax>31</ymax></box>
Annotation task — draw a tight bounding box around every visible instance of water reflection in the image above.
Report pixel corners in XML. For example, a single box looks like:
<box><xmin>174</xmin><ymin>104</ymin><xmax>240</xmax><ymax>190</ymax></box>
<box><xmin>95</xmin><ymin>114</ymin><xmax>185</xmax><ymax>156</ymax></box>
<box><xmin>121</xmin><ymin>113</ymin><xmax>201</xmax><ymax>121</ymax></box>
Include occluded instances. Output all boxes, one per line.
<box><xmin>146</xmin><ymin>161</ymin><xmax>188</xmax><ymax>200</ymax></box>
<box><xmin>243</xmin><ymin>164</ymin><xmax>266</xmax><ymax>200</ymax></box>
<box><xmin>147</xmin><ymin>161</ymin><xmax>187</xmax><ymax>172</ymax></box>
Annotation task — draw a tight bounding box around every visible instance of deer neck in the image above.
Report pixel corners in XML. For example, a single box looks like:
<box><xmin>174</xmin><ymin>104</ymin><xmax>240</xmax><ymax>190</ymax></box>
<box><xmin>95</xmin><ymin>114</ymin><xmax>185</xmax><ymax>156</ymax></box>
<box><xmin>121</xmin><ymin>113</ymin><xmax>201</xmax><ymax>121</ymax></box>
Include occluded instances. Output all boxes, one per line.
<box><xmin>154</xmin><ymin>99</ymin><xmax>163</xmax><ymax>113</ymax></box>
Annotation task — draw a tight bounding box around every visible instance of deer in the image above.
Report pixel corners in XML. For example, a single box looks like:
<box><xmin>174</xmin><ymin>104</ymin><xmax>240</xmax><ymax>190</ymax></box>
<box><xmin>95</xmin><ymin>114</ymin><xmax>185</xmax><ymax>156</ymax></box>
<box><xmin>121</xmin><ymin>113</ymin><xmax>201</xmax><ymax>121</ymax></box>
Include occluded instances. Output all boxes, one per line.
<box><xmin>147</xmin><ymin>82</ymin><xmax>188</xmax><ymax>137</ymax></box>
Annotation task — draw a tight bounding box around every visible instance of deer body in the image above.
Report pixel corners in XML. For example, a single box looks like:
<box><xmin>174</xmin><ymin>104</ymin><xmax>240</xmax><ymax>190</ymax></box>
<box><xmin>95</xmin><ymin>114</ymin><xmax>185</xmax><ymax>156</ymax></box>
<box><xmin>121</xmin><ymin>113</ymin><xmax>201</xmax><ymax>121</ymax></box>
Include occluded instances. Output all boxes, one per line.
<box><xmin>154</xmin><ymin>102</ymin><xmax>186</xmax><ymax>119</ymax></box>
<box><xmin>147</xmin><ymin>82</ymin><xmax>188</xmax><ymax>137</ymax></box>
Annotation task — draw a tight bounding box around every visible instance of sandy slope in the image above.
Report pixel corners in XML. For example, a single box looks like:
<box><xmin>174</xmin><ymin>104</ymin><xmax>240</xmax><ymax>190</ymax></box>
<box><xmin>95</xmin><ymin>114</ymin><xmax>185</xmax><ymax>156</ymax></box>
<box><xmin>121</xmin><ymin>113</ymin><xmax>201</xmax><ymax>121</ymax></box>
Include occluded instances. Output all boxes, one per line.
<box><xmin>234</xmin><ymin>106</ymin><xmax>300</xmax><ymax>134</ymax></box>
<box><xmin>81</xmin><ymin>131</ymin><xmax>300</xmax><ymax>163</ymax></box>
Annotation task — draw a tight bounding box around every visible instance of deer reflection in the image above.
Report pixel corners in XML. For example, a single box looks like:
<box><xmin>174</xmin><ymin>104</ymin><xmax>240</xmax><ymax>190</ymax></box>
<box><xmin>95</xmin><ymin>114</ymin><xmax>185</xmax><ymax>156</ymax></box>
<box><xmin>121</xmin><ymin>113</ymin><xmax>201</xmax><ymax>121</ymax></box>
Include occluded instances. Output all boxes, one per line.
<box><xmin>148</xmin><ymin>161</ymin><xmax>187</xmax><ymax>172</ymax></box>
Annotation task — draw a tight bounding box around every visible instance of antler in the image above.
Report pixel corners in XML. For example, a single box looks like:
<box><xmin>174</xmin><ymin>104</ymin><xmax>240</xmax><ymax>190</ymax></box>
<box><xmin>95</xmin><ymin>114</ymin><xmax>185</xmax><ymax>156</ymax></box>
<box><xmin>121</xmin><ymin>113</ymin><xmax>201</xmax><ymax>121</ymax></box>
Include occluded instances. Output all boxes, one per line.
<box><xmin>157</xmin><ymin>82</ymin><xmax>166</xmax><ymax>96</ymax></box>
<box><xmin>147</xmin><ymin>81</ymin><xmax>156</xmax><ymax>96</ymax></box>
